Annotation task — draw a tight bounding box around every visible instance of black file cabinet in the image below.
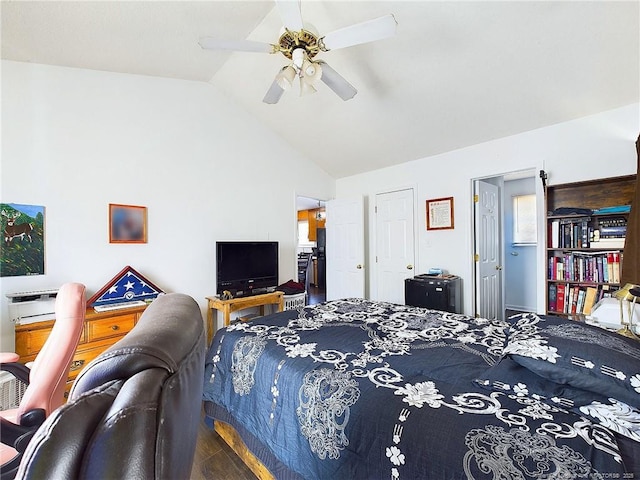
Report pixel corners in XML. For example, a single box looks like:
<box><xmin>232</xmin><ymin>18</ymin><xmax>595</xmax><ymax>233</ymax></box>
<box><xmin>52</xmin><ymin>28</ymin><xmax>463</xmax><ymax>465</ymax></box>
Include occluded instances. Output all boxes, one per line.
<box><xmin>404</xmin><ymin>274</ymin><xmax>462</xmax><ymax>314</ymax></box>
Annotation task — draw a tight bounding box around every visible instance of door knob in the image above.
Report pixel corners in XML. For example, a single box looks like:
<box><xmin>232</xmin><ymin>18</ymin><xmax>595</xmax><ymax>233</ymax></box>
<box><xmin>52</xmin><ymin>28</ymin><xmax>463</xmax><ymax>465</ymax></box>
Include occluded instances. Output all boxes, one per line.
<box><xmin>406</xmin><ymin>265</ymin><xmax>414</xmax><ymax>270</ymax></box>
<box><xmin>356</xmin><ymin>264</ymin><xmax>363</xmax><ymax>269</ymax></box>
<box><xmin>495</xmin><ymin>265</ymin><xmax>503</xmax><ymax>270</ymax></box>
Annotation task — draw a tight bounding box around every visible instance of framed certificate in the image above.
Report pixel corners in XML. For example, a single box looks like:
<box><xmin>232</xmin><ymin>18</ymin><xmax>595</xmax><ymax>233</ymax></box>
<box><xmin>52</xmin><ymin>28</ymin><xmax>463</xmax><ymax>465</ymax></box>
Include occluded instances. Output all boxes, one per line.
<box><xmin>426</xmin><ymin>197</ymin><xmax>454</xmax><ymax>230</ymax></box>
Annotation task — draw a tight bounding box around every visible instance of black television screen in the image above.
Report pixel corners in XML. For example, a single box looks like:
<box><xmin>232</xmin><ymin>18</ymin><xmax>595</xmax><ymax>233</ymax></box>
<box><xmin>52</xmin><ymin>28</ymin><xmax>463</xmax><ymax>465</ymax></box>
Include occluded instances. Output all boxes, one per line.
<box><xmin>216</xmin><ymin>241</ymin><xmax>279</xmax><ymax>296</ymax></box>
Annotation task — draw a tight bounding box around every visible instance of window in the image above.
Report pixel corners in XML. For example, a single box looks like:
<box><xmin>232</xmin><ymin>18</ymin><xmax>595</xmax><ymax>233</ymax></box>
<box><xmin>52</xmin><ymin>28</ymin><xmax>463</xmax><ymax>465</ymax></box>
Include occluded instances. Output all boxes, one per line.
<box><xmin>512</xmin><ymin>194</ymin><xmax>537</xmax><ymax>245</ymax></box>
<box><xmin>298</xmin><ymin>220</ymin><xmax>314</xmax><ymax>248</ymax></box>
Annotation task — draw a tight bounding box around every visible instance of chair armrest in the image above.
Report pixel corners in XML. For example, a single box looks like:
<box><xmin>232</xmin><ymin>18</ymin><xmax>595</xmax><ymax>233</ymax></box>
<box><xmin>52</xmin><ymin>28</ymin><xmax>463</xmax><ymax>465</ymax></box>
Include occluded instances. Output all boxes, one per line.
<box><xmin>0</xmin><ymin>362</ymin><xmax>30</xmax><ymax>385</ymax></box>
<box><xmin>0</xmin><ymin>352</ymin><xmax>20</xmax><ymax>363</ymax></box>
<box><xmin>0</xmin><ymin>414</ymin><xmax>43</xmax><ymax>453</ymax></box>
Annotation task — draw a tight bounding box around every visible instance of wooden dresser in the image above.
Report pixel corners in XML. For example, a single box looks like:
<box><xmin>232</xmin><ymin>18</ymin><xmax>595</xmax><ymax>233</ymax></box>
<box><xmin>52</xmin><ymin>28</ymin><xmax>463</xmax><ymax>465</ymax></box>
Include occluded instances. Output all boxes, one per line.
<box><xmin>14</xmin><ymin>305</ymin><xmax>147</xmax><ymax>396</ymax></box>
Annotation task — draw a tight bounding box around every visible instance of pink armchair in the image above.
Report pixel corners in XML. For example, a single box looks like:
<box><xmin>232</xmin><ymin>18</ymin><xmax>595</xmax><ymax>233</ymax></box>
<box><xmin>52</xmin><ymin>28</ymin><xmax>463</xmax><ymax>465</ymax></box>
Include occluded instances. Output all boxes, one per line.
<box><xmin>0</xmin><ymin>283</ymin><xmax>86</xmax><ymax>479</ymax></box>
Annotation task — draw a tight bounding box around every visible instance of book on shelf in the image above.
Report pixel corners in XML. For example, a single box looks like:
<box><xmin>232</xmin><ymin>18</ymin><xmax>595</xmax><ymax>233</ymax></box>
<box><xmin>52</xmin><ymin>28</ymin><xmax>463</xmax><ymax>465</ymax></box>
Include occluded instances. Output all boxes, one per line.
<box><xmin>570</xmin><ymin>286</ymin><xmax>580</xmax><ymax>314</ymax></box>
<box><xmin>551</xmin><ymin>220</ymin><xmax>560</xmax><ymax>248</ymax></box>
<box><xmin>597</xmin><ymin>225</ymin><xmax>627</xmax><ymax>236</ymax></box>
<box><xmin>548</xmin><ymin>283</ymin><xmax>557</xmax><ymax>311</ymax></box>
<box><xmin>548</xmin><ymin>251</ymin><xmax>626</xmax><ymax>283</ymax></box>
<box><xmin>548</xmin><ymin>285</ymin><xmax>608</xmax><ymax>316</ymax></box>
<box><xmin>556</xmin><ymin>284</ymin><xmax>567</xmax><ymax>313</ymax></box>
<box><xmin>583</xmin><ymin>286</ymin><xmax>598</xmax><ymax>315</ymax></box>
<box><xmin>549</xmin><ymin>215</ymin><xmax>628</xmax><ymax>250</ymax></box>
<box><xmin>590</xmin><ymin>238</ymin><xmax>625</xmax><ymax>249</ymax></box>
<box><xmin>576</xmin><ymin>288</ymin><xmax>586</xmax><ymax>314</ymax></box>
<box><xmin>606</xmin><ymin>252</ymin><xmax>614</xmax><ymax>283</ymax></box>
<box><xmin>611</xmin><ymin>252</ymin><xmax>621</xmax><ymax>284</ymax></box>
<box><xmin>597</xmin><ymin>216</ymin><xmax>627</xmax><ymax>226</ymax></box>
<box><xmin>592</xmin><ymin>205</ymin><xmax>631</xmax><ymax>215</ymax></box>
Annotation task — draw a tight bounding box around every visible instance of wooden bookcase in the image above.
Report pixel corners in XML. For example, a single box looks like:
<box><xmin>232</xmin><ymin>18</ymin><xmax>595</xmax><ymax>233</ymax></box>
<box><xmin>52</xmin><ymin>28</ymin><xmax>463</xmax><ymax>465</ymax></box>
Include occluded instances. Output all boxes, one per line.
<box><xmin>545</xmin><ymin>175</ymin><xmax>636</xmax><ymax>317</ymax></box>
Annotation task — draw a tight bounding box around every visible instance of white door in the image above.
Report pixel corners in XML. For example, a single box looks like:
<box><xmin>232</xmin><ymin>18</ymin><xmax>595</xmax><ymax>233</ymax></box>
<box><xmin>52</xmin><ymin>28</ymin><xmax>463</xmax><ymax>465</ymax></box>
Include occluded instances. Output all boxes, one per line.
<box><xmin>375</xmin><ymin>189</ymin><xmax>415</xmax><ymax>303</ymax></box>
<box><xmin>326</xmin><ymin>197</ymin><xmax>365</xmax><ymax>300</ymax></box>
<box><xmin>474</xmin><ymin>180</ymin><xmax>502</xmax><ymax>319</ymax></box>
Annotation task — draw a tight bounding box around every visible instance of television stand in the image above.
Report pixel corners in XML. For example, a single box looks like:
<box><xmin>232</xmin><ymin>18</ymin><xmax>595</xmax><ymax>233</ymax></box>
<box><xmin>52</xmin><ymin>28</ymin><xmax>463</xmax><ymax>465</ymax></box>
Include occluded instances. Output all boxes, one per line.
<box><xmin>205</xmin><ymin>291</ymin><xmax>284</xmax><ymax>344</ymax></box>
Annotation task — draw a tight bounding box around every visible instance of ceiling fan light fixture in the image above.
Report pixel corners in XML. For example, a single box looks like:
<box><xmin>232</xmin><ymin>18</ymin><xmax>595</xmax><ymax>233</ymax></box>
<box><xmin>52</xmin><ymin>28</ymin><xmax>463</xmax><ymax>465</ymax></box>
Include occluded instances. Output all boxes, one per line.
<box><xmin>201</xmin><ymin>1</ymin><xmax>398</xmax><ymax>103</ymax></box>
<box><xmin>276</xmin><ymin>65</ymin><xmax>297</xmax><ymax>90</ymax></box>
<box><xmin>302</xmin><ymin>59</ymin><xmax>322</xmax><ymax>84</ymax></box>
<box><xmin>299</xmin><ymin>76</ymin><xmax>317</xmax><ymax>96</ymax></box>
<box><xmin>292</xmin><ymin>48</ymin><xmax>306</xmax><ymax>70</ymax></box>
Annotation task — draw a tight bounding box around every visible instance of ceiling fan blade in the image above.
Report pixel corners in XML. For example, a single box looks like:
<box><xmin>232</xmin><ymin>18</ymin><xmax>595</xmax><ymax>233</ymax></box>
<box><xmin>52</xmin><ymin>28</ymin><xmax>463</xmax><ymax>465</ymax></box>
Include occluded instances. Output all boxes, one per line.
<box><xmin>263</xmin><ymin>72</ymin><xmax>287</xmax><ymax>104</ymax></box>
<box><xmin>321</xmin><ymin>14</ymin><xmax>397</xmax><ymax>51</ymax></box>
<box><xmin>199</xmin><ymin>37</ymin><xmax>276</xmax><ymax>54</ymax></box>
<box><xmin>276</xmin><ymin>0</ymin><xmax>304</xmax><ymax>32</ymax></box>
<box><xmin>316</xmin><ymin>61</ymin><xmax>357</xmax><ymax>101</ymax></box>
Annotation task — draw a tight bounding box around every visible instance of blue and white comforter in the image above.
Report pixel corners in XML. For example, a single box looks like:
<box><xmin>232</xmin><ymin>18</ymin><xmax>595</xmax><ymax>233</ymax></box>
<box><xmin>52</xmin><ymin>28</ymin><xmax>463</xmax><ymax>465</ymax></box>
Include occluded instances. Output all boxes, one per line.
<box><xmin>203</xmin><ymin>298</ymin><xmax>639</xmax><ymax>479</ymax></box>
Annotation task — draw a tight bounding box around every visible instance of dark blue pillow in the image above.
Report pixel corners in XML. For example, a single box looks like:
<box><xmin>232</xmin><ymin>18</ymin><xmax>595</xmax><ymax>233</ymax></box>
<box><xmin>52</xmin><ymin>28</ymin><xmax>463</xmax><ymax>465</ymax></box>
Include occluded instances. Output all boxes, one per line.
<box><xmin>503</xmin><ymin>313</ymin><xmax>640</xmax><ymax>408</ymax></box>
<box><xmin>476</xmin><ymin>356</ymin><xmax>640</xmax><ymax>443</ymax></box>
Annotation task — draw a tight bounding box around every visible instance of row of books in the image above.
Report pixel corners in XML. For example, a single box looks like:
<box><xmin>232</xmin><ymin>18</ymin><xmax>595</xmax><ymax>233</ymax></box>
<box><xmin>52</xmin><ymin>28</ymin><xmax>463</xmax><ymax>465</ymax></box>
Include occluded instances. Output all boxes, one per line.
<box><xmin>549</xmin><ymin>217</ymin><xmax>627</xmax><ymax>249</ymax></box>
<box><xmin>549</xmin><ymin>219</ymin><xmax>589</xmax><ymax>249</ymax></box>
<box><xmin>548</xmin><ymin>283</ymin><xmax>612</xmax><ymax>316</ymax></box>
<box><xmin>548</xmin><ymin>251</ymin><xmax>621</xmax><ymax>284</ymax></box>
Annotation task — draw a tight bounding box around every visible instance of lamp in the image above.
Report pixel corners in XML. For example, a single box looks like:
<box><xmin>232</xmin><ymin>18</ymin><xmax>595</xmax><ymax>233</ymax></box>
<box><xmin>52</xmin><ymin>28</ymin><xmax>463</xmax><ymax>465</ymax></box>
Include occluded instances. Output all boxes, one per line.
<box><xmin>299</xmin><ymin>77</ymin><xmax>317</xmax><ymax>96</ymax></box>
<box><xmin>299</xmin><ymin>58</ymin><xmax>322</xmax><ymax>96</ymax></box>
<box><xmin>613</xmin><ymin>283</ymin><xmax>640</xmax><ymax>340</ymax></box>
<box><xmin>276</xmin><ymin>65</ymin><xmax>296</xmax><ymax>90</ymax></box>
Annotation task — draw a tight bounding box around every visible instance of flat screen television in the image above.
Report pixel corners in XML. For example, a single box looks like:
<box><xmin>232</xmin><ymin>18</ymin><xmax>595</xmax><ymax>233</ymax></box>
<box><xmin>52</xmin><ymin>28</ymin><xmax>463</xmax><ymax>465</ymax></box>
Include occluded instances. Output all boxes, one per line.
<box><xmin>216</xmin><ymin>241</ymin><xmax>279</xmax><ymax>297</ymax></box>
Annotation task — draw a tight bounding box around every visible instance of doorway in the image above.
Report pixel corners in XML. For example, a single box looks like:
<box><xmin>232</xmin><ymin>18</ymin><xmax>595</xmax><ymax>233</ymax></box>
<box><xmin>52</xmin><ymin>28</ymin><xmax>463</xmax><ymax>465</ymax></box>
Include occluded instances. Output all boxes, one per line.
<box><xmin>472</xmin><ymin>169</ymin><xmax>540</xmax><ymax>319</ymax></box>
<box><xmin>296</xmin><ymin>196</ymin><xmax>326</xmax><ymax>305</ymax></box>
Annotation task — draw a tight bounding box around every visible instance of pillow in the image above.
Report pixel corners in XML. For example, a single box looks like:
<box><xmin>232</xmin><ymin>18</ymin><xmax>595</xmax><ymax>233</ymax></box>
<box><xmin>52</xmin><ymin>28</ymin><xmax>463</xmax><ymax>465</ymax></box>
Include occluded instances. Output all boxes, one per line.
<box><xmin>476</xmin><ymin>356</ymin><xmax>640</xmax><ymax>443</ymax></box>
<box><xmin>503</xmin><ymin>313</ymin><xmax>640</xmax><ymax>408</ymax></box>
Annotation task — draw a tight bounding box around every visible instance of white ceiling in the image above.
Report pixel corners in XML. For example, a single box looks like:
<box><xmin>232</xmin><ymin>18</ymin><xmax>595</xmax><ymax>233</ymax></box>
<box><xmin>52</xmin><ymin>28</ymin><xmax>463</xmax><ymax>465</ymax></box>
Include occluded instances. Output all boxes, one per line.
<box><xmin>2</xmin><ymin>1</ymin><xmax>639</xmax><ymax>179</ymax></box>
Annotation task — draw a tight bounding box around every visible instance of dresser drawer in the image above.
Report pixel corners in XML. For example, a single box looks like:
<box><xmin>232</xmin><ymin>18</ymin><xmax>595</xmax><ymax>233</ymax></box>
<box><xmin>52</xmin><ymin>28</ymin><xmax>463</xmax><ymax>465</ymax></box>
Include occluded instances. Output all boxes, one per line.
<box><xmin>86</xmin><ymin>314</ymin><xmax>136</xmax><ymax>342</ymax></box>
<box><xmin>15</xmin><ymin>327</ymin><xmax>49</xmax><ymax>358</ymax></box>
<box><xmin>67</xmin><ymin>338</ymin><xmax>116</xmax><ymax>382</ymax></box>
<box><xmin>15</xmin><ymin>323</ymin><xmax>87</xmax><ymax>359</ymax></box>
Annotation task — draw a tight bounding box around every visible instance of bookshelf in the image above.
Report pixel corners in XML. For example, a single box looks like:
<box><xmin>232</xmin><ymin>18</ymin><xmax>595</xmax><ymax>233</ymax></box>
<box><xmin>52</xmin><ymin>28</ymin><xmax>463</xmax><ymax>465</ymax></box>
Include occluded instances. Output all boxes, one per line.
<box><xmin>546</xmin><ymin>175</ymin><xmax>636</xmax><ymax>317</ymax></box>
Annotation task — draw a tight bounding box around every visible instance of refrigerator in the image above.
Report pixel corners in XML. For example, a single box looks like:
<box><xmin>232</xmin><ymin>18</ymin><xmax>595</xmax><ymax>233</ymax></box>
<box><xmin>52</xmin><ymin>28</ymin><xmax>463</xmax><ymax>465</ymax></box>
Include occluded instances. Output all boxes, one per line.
<box><xmin>316</xmin><ymin>228</ymin><xmax>326</xmax><ymax>288</ymax></box>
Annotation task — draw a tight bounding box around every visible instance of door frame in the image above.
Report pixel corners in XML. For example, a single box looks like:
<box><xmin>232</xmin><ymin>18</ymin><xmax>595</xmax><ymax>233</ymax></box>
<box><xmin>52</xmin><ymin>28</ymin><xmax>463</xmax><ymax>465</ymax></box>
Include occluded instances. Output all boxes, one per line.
<box><xmin>295</xmin><ymin>193</ymin><xmax>327</xmax><ymax>288</ymax></box>
<box><xmin>471</xmin><ymin>169</ymin><xmax>546</xmax><ymax>318</ymax></box>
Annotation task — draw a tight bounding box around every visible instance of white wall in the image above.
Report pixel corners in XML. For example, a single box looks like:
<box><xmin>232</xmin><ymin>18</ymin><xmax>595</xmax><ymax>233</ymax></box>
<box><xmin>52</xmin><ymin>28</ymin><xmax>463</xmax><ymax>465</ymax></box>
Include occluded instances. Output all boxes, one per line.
<box><xmin>0</xmin><ymin>60</ymin><xmax>335</xmax><ymax>350</ymax></box>
<box><xmin>336</xmin><ymin>104</ymin><xmax>639</xmax><ymax>315</ymax></box>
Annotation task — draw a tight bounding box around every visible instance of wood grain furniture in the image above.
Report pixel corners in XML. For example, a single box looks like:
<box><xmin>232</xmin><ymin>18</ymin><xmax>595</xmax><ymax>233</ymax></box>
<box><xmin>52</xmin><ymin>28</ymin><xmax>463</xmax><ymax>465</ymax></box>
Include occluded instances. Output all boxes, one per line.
<box><xmin>205</xmin><ymin>291</ymin><xmax>284</xmax><ymax>345</ymax></box>
<box><xmin>14</xmin><ymin>304</ymin><xmax>147</xmax><ymax>397</ymax></box>
<box><xmin>545</xmin><ymin>174</ymin><xmax>636</xmax><ymax>316</ymax></box>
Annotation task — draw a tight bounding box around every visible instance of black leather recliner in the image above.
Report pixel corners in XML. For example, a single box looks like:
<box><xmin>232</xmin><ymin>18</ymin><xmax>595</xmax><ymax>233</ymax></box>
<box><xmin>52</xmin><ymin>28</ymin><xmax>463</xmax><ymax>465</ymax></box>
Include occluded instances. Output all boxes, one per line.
<box><xmin>15</xmin><ymin>293</ymin><xmax>206</xmax><ymax>480</ymax></box>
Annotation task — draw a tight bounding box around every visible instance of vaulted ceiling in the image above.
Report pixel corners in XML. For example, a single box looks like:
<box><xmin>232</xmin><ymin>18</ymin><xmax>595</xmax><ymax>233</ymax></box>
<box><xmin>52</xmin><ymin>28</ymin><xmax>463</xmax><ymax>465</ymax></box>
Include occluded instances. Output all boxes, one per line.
<box><xmin>2</xmin><ymin>1</ymin><xmax>639</xmax><ymax>178</ymax></box>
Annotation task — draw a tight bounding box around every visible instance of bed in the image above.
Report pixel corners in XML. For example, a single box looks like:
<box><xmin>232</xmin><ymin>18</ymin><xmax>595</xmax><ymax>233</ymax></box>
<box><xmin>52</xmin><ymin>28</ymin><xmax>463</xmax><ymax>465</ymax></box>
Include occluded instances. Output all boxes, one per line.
<box><xmin>202</xmin><ymin>298</ymin><xmax>640</xmax><ymax>479</ymax></box>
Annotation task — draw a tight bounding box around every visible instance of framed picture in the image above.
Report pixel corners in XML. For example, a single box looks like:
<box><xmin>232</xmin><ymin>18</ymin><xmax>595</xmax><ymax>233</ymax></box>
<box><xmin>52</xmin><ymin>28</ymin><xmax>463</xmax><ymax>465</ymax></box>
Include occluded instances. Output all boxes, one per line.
<box><xmin>1</xmin><ymin>203</ymin><xmax>45</xmax><ymax>277</ymax></box>
<box><xmin>109</xmin><ymin>204</ymin><xmax>147</xmax><ymax>243</ymax></box>
<box><xmin>426</xmin><ymin>197</ymin><xmax>454</xmax><ymax>230</ymax></box>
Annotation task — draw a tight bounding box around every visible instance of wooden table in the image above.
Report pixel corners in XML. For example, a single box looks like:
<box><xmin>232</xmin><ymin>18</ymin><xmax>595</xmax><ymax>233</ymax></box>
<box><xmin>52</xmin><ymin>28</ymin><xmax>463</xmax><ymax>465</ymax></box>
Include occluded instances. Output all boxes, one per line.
<box><xmin>205</xmin><ymin>291</ymin><xmax>284</xmax><ymax>344</ymax></box>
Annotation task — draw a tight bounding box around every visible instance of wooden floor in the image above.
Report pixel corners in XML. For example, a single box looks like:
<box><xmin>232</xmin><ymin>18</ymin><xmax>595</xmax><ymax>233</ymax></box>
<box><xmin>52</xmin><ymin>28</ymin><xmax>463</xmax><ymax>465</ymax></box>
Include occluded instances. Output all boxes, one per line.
<box><xmin>307</xmin><ymin>285</ymin><xmax>326</xmax><ymax>305</ymax></box>
<box><xmin>191</xmin><ymin>413</ymin><xmax>257</xmax><ymax>480</ymax></box>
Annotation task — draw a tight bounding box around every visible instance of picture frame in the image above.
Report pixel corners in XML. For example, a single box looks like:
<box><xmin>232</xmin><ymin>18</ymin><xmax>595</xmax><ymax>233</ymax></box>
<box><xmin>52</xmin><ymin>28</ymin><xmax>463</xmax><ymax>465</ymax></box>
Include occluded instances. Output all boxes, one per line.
<box><xmin>109</xmin><ymin>204</ymin><xmax>147</xmax><ymax>243</ymax></box>
<box><xmin>426</xmin><ymin>197</ymin><xmax>454</xmax><ymax>230</ymax></box>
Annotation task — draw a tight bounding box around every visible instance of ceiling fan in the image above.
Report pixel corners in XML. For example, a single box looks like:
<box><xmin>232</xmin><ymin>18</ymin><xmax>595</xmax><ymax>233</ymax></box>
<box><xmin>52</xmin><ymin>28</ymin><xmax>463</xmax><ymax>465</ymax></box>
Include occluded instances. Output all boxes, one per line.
<box><xmin>198</xmin><ymin>0</ymin><xmax>397</xmax><ymax>104</ymax></box>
